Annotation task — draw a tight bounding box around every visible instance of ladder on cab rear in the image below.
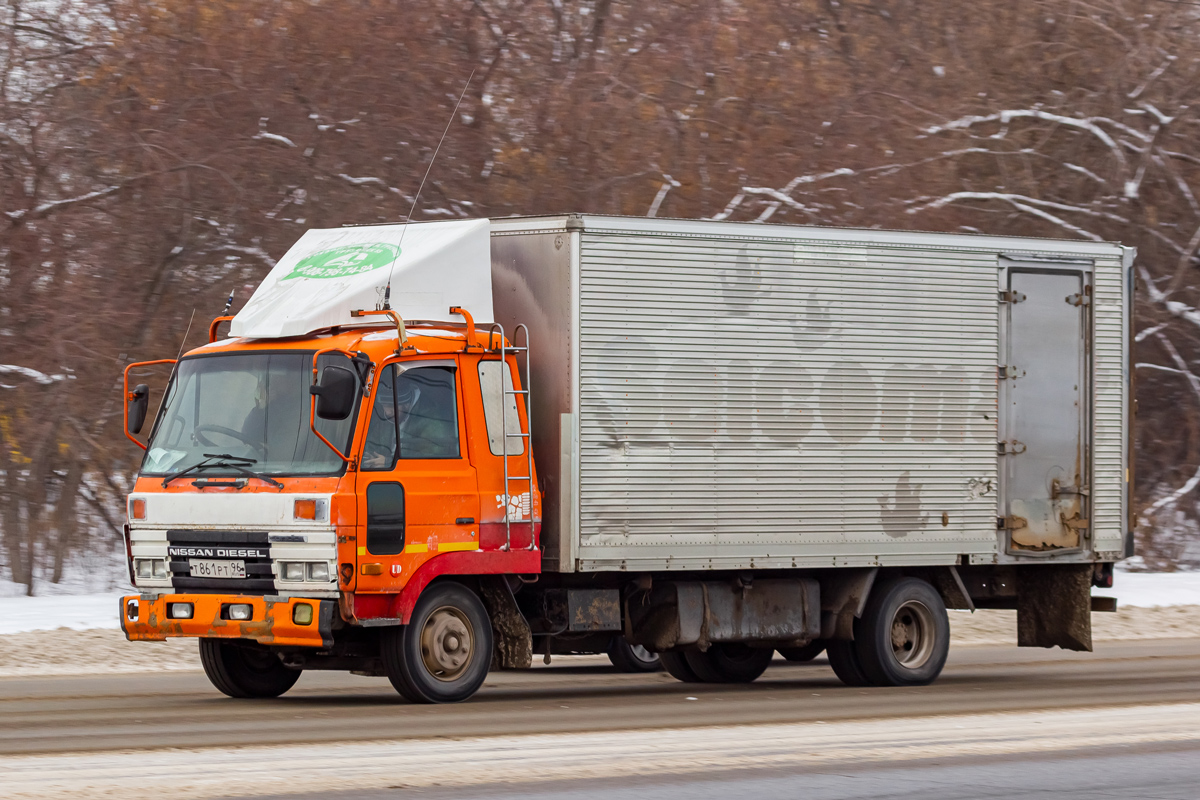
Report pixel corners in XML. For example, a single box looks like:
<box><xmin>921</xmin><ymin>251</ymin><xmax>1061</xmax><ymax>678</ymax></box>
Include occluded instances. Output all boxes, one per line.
<box><xmin>488</xmin><ymin>323</ymin><xmax>535</xmax><ymax>552</ymax></box>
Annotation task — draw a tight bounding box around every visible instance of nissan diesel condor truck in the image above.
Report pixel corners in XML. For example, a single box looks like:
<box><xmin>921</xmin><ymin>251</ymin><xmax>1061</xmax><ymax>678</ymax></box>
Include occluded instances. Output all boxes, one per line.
<box><xmin>121</xmin><ymin>215</ymin><xmax>1131</xmax><ymax>702</ymax></box>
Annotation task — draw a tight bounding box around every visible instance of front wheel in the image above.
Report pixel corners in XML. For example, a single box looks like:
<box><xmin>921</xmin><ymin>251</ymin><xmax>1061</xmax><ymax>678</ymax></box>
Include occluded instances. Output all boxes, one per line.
<box><xmin>855</xmin><ymin>577</ymin><xmax>950</xmax><ymax>687</ymax></box>
<box><xmin>382</xmin><ymin>582</ymin><xmax>493</xmax><ymax>703</ymax></box>
<box><xmin>199</xmin><ymin>639</ymin><xmax>301</xmax><ymax>698</ymax></box>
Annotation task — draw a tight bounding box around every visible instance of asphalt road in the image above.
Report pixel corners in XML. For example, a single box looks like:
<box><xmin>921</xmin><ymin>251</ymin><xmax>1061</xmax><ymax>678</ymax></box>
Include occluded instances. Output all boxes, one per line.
<box><xmin>4</xmin><ymin>639</ymin><xmax>1200</xmax><ymax>800</ymax></box>
<box><xmin>2</xmin><ymin>638</ymin><xmax>1200</xmax><ymax>757</ymax></box>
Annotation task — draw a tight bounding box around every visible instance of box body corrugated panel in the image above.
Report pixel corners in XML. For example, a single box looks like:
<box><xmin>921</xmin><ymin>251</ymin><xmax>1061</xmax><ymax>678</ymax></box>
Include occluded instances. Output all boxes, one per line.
<box><xmin>1090</xmin><ymin>252</ymin><xmax>1131</xmax><ymax>558</ymax></box>
<box><xmin>490</xmin><ymin>215</ymin><xmax>1130</xmax><ymax>573</ymax></box>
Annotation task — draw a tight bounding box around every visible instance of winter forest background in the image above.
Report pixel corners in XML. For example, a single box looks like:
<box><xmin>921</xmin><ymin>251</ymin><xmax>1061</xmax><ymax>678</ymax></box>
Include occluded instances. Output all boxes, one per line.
<box><xmin>3</xmin><ymin>0</ymin><xmax>1200</xmax><ymax>593</ymax></box>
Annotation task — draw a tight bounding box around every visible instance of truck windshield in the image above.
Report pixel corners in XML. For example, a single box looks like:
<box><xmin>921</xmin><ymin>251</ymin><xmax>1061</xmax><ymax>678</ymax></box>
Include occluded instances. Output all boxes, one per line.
<box><xmin>141</xmin><ymin>352</ymin><xmax>359</xmax><ymax>476</ymax></box>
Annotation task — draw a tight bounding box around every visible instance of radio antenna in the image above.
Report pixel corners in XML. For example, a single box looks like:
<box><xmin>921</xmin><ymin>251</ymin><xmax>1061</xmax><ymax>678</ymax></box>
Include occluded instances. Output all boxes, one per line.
<box><xmin>383</xmin><ymin>68</ymin><xmax>475</xmax><ymax>311</ymax></box>
<box><xmin>175</xmin><ymin>309</ymin><xmax>197</xmax><ymax>362</ymax></box>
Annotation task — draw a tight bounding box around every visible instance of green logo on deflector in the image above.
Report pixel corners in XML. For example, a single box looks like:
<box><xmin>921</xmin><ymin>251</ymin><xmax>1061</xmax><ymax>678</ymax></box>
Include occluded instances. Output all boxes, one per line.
<box><xmin>284</xmin><ymin>243</ymin><xmax>399</xmax><ymax>280</ymax></box>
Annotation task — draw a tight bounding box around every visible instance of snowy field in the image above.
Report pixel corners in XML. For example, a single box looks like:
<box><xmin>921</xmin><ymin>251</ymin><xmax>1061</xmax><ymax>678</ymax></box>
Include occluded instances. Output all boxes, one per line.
<box><xmin>0</xmin><ymin>571</ymin><xmax>1199</xmax><ymax>636</ymax></box>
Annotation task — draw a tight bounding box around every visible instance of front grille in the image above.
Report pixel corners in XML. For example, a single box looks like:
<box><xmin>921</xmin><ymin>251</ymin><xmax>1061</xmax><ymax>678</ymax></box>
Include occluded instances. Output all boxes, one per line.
<box><xmin>166</xmin><ymin>529</ymin><xmax>275</xmax><ymax>594</ymax></box>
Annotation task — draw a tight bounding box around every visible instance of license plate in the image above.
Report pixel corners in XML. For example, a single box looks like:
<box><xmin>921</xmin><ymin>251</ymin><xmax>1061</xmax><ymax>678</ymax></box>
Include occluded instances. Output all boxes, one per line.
<box><xmin>189</xmin><ymin>559</ymin><xmax>246</xmax><ymax>579</ymax></box>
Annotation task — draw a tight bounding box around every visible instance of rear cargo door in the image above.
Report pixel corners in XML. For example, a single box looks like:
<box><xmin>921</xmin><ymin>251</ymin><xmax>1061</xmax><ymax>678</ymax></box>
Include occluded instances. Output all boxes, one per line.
<box><xmin>1001</xmin><ymin>268</ymin><xmax>1090</xmax><ymax>553</ymax></box>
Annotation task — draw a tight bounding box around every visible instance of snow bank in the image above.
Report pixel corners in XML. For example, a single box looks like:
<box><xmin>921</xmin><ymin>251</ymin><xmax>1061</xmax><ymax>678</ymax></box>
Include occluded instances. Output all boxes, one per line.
<box><xmin>0</xmin><ymin>594</ymin><xmax>121</xmax><ymax>635</ymax></box>
<box><xmin>0</xmin><ymin>573</ymin><xmax>1198</xmax><ymax>635</ymax></box>
<box><xmin>1106</xmin><ymin>571</ymin><xmax>1200</xmax><ymax>608</ymax></box>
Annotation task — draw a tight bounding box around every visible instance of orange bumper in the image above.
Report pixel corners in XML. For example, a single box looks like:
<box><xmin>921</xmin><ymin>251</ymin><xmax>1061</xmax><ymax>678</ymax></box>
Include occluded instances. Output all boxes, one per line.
<box><xmin>120</xmin><ymin>594</ymin><xmax>334</xmax><ymax>648</ymax></box>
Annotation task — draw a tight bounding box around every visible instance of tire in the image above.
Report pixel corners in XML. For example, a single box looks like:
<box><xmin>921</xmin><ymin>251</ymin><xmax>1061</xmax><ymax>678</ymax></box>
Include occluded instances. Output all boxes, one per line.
<box><xmin>607</xmin><ymin>637</ymin><xmax>662</xmax><ymax>673</ymax></box>
<box><xmin>778</xmin><ymin>640</ymin><xmax>826</xmax><ymax>663</ymax></box>
<box><xmin>198</xmin><ymin>639</ymin><xmax>301</xmax><ymax>699</ymax></box>
<box><xmin>683</xmin><ymin>643</ymin><xmax>774</xmax><ymax>683</ymax></box>
<box><xmin>659</xmin><ymin>650</ymin><xmax>703</xmax><ymax>683</ymax></box>
<box><xmin>826</xmin><ymin>639</ymin><xmax>873</xmax><ymax>687</ymax></box>
<box><xmin>855</xmin><ymin>577</ymin><xmax>950</xmax><ymax>687</ymax></box>
<box><xmin>382</xmin><ymin>582</ymin><xmax>493</xmax><ymax>703</ymax></box>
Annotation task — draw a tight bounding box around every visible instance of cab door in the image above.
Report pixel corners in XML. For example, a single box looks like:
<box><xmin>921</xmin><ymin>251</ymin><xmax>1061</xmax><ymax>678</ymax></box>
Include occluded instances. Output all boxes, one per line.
<box><xmin>355</xmin><ymin>359</ymin><xmax>481</xmax><ymax>592</ymax></box>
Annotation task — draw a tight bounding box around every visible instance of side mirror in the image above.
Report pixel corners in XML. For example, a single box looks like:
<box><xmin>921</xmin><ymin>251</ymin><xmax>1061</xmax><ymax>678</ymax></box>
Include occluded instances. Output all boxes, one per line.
<box><xmin>310</xmin><ymin>366</ymin><xmax>357</xmax><ymax>421</ymax></box>
<box><xmin>127</xmin><ymin>384</ymin><xmax>150</xmax><ymax>434</ymax></box>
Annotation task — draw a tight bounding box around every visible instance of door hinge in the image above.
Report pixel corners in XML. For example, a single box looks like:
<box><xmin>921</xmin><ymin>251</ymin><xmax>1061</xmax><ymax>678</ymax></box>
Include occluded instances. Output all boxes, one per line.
<box><xmin>998</xmin><ymin>515</ymin><xmax>1028</xmax><ymax>530</ymax></box>
<box><xmin>997</xmin><ymin>365</ymin><xmax>1025</xmax><ymax>380</ymax></box>
<box><xmin>997</xmin><ymin>440</ymin><xmax>1027</xmax><ymax>455</ymax></box>
<box><xmin>999</xmin><ymin>290</ymin><xmax>1026</xmax><ymax>304</ymax></box>
<box><xmin>1066</xmin><ymin>292</ymin><xmax>1091</xmax><ymax>307</ymax></box>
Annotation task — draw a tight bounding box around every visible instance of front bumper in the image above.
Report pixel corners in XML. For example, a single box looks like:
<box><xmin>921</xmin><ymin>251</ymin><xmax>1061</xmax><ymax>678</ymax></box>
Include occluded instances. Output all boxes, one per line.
<box><xmin>120</xmin><ymin>594</ymin><xmax>334</xmax><ymax>647</ymax></box>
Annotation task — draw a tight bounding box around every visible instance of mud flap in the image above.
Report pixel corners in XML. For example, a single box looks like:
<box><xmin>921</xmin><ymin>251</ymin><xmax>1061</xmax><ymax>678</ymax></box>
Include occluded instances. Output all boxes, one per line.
<box><xmin>479</xmin><ymin>576</ymin><xmax>533</xmax><ymax>669</ymax></box>
<box><xmin>1017</xmin><ymin>564</ymin><xmax>1092</xmax><ymax>651</ymax></box>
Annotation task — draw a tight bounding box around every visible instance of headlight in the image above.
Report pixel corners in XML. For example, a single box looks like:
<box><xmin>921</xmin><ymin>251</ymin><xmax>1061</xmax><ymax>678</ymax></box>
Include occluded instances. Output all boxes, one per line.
<box><xmin>281</xmin><ymin>561</ymin><xmax>304</xmax><ymax>581</ymax></box>
<box><xmin>135</xmin><ymin>559</ymin><xmax>167</xmax><ymax>580</ymax></box>
<box><xmin>306</xmin><ymin>562</ymin><xmax>330</xmax><ymax>582</ymax></box>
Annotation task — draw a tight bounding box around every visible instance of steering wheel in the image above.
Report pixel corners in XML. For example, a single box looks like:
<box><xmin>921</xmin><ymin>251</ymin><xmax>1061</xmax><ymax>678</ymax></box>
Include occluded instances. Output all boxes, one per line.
<box><xmin>193</xmin><ymin>424</ymin><xmax>258</xmax><ymax>450</ymax></box>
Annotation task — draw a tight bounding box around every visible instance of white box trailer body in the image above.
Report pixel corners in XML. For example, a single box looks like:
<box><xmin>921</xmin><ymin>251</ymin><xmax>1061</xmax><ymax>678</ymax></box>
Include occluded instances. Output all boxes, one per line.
<box><xmin>490</xmin><ymin>214</ymin><xmax>1132</xmax><ymax>575</ymax></box>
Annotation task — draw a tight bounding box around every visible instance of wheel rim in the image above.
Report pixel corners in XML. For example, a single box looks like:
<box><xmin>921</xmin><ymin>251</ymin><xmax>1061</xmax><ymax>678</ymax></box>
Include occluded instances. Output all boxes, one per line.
<box><xmin>420</xmin><ymin>605</ymin><xmax>474</xmax><ymax>682</ymax></box>
<box><xmin>237</xmin><ymin>646</ymin><xmax>281</xmax><ymax>675</ymax></box>
<box><xmin>890</xmin><ymin>600</ymin><xmax>936</xmax><ymax>670</ymax></box>
<box><xmin>629</xmin><ymin>644</ymin><xmax>657</xmax><ymax>665</ymax></box>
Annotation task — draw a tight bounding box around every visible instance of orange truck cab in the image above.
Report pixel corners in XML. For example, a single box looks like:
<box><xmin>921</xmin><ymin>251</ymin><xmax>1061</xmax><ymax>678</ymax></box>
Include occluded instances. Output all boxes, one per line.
<box><xmin>121</xmin><ymin>220</ymin><xmax>541</xmax><ymax>702</ymax></box>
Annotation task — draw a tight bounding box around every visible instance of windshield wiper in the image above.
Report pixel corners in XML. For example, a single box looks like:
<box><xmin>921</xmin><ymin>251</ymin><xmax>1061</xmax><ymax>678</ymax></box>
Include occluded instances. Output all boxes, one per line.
<box><xmin>161</xmin><ymin>453</ymin><xmax>283</xmax><ymax>489</ymax></box>
<box><xmin>199</xmin><ymin>460</ymin><xmax>285</xmax><ymax>490</ymax></box>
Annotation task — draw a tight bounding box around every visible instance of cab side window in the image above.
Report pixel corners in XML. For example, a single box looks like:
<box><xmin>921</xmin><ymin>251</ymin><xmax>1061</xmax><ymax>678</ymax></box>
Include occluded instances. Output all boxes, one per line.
<box><xmin>362</xmin><ymin>365</ymin><xmax>460</xmax><ymax>470</ymax></box>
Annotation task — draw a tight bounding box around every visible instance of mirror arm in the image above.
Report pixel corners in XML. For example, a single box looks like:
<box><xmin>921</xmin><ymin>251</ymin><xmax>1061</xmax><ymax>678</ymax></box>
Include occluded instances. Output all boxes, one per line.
<box><xmin>309</xmin><ymin>348</ymin><xmax>361</xmax><ymax>465</ymax></box>
<box><xmin>123</xmin><ymin>359</ymin><xmax>177</xmax><ymax>450</ymax></box>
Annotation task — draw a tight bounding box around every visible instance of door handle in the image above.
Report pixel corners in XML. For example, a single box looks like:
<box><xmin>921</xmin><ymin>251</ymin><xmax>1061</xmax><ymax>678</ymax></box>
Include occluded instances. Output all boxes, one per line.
<box><xmin>455</xmin><ymin>517</ymin><xmax>475</xmax><ymax>525</ymax></box>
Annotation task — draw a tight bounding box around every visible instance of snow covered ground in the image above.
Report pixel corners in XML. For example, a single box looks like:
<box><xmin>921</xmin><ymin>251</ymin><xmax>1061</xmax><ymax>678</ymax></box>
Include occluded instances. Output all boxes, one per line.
<box><xmin>0</xmin><ymin>594</ymin><xmax>126</xmax><ymax>635</ymax></box>
<box><xmin>0</xmin><ymin>571</ymin><xmax>1198</xmax><ymax>636</ymax></box>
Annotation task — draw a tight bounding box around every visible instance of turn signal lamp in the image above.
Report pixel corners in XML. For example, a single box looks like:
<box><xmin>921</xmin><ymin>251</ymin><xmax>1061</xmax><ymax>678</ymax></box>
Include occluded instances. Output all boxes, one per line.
<box><xmin>293</xmin><ymin>603</ymin><xmax>314</xmax><ymax>625</ymax></box>
<box><xmin>293</xmin><ymin>499</ymin><xmax>317</xmax><ymax>520</ymax></box>
<box><xmin>130</xmin><ymin>499</ymin><xmax>146</xmax><ymax>520</ymax></box>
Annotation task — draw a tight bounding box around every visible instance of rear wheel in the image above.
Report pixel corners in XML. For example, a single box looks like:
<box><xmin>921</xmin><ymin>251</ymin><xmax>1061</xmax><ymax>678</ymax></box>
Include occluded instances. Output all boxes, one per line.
<box><xmin>382</xmin><ymin>582</ymin><xmax>493</xmax><ymax>703</ymax></box>
<box><xmin>778</xmin><ymin>640</ymin><xmax>826</xmax><ymax>663</ymax></box>
<box><xmin>659</xmin><ymin>650</ymin><xmax>703</xmax><ymax>683</ymax></box>
<box><xmin>607</xmin><ymin>637</ymin><xmax>662</xmax><ymax>673</ymax></box>
<box><xmin>855</xmin><ymin>577</ymin><xmax>949</xmax><ymax>687</ymax></box>
<box><xmin>199</xmin><ymin>639</ymin><xmax>301</xmax><ymax>698</ymax></box>
<box><xmin>684</xmin><ymin>643</ymin><xmax>774</xmax><ymax>683</ymax></box>
<box><xmin>826</xmin><ymin>639</ymin><xmax>872</xmax><ymax>687</ymax></box>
